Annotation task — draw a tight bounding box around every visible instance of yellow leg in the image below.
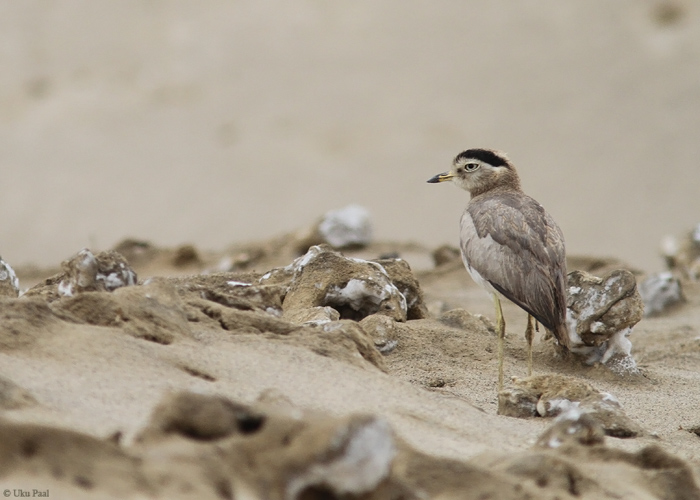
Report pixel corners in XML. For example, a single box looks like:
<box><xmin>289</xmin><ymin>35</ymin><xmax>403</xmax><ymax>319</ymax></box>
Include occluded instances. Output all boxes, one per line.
<box><xmin>493</xmin><ymin>294</ymin><xmax>506</xmax><ymax>391</ymax></box>
<box><xmin>525</xmin><ymin>314</ymin><xmax>534</xmax><ymax>377</ymax></box>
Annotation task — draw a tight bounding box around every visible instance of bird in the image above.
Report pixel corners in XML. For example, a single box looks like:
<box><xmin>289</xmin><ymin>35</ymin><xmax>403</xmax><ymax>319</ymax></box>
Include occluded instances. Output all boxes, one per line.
<box><xmin>427</xmin><ymin>148</ymin><xmax>570</xmax><ymax>391</ymax></box>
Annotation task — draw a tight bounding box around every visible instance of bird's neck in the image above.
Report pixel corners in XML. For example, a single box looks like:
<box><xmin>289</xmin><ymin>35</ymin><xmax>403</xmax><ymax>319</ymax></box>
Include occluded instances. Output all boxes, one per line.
<box><xmin>469</xmin><ymin>173</ymin><xmax>522</xmax><ymax>199</ymax></box>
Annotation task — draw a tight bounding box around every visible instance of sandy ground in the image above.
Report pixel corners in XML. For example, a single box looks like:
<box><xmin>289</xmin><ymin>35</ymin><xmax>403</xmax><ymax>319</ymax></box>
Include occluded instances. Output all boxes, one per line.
<box><xmin>0</xmin><ymin>226</ymin><xmax>699</xmax><ymax>499</ymax></box>
<box><xmin>1</xmin><ymin>1</ymin><xmax>700</xmax><ymax>271</ymax></box>
<box><xmin>1</xmin><ymin>2</ymin><xmax>700</xmax><ymax>499</ymax></box>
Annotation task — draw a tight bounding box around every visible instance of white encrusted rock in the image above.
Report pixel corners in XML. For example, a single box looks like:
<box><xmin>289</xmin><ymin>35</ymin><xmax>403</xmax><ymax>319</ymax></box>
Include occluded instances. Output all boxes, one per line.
<box><xmin>271</xmin><ymin>245</ymin><xmax>410</xmax><ymax>322</ymax></box>
<box><xmin>638</xmin><ymin>272</ymin><xmax>684</xmax><ymax>317</ymax></box>
<box><xmin>661</xmin><ymin>223</ymin><xmax>700</xmax><ymax>280</ymax></box>
<box><xmin>318</xmin><ymin>204</ymin><xmax>373</xmax><ymax>249</ymax></box>
<box><xmin>58</xmin><ymin>248</ymin><xmax>137</xmax><ymax>297</ymax></box>
<box><xmin>565</xmin><ymin>269</ymin><xmax>643</xmax><ymax>371</ymax></box>
<box><xmin>535</xmin><ymin>407</ymin><xmax>606</xmax><ymax>449</ymax></box>
<box><xmin>0</xmin><ymin>256</ymin><xmax>20</xmax><ymax>298</ymax></box>
<box><xmin>286</xmin><ymin>416</ymin><xmax>396</xmax><ymax>499</ymax></box>
<box><xmin>499</xmin><ymin>375</ymin><xmax>643</xmax><ymax>438</ymax></box>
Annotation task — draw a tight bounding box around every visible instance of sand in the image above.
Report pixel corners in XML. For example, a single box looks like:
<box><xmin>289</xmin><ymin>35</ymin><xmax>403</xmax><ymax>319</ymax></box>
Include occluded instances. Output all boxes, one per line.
<box><xmin>0</xmin><ymin>228</ymin><xmax>699</xmax><ymax>499</ymax></box>
<box><xmin>2</xmin><ymin>2</ymin><xmax>700</xmax><ymax>498</ymax></box>
<box><xmin>1</xmin><ymin>1</ymin><xmax>700</xmax><ymax>271</ymax></box>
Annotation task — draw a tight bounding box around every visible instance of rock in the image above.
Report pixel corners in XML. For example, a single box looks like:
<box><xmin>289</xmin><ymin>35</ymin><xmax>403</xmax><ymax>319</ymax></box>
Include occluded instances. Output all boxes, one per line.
<box><xmin>136</xmin><ymin>391</ymin><xmax>266</xmax><ymax>442</ymax></box>
<box><xmin>499</xmin><ymin>375</ymin><xmax>598</xmax><ymax>419</ymax></box>
<box><xmin>0</xmin><ymin>419</ymin><xmax>145</xmax><ymax>494</ymax></box>
<box><xmin>314</xmin><ymin>321</ymin><xmax>387</xmax><ymax>371</ymax></box>
<box><xmin>258</xmin><ymin>244</ymin><xmax>325</xmax><ymax>288</ymax></box>
<box><xmin>318</xmin><ymin>204</ymin><xmax>373</xmax><ymax>249</ymax></box>
<box><xmin>0</xmin><ymin>256</ymin><xmax>20</xmax><ymax>298</ymax></box>
<box><xmin>263</xmin><ymin>245</ymin><xmax>428</xmax><ymax>321</ymax></box>
<box><xmin>214</xmin><ymin>247</ymin><xmax>266</xmax><ymax>272</ymax></box>
<box><xmin>168</xmin><ymin>272</ymin><xmax>284</xmax><ymax>316</ymax></box>
<box><xmin>294</xmin><ymin>205</ymin><xmax>373</xmax><ymax>253</ymax></box>
<box><xmin>660</xmin><ymin>223</ymin><xmax>700</xmax><ymax>279</ymax></box>
<box><xmin>566</xmin><ymin>269</ymin><xmax>643</xmax><ymax>370</ymax></box>
<box><xmin>490</xmin><ymin>442</ymin><xmax>700</xmax><ymax>500</ymax></box>
<box><xmin>136</xmin><ymin>392</ymin><xmax>396</xmax><ymax>499</ymax></box>
<box><xmin>498</xmin><ymin>375</ymin><xmax>643</xmax><ymax>438</ymax></box>
<box><xmin>497</xmin><ymin>385</ymin><xmax>539</xmax><ymax>419</ymax></box>
<box><xmin>277</xmin><ymin>245</ymin><xmax>408</xmax><ymax>322</ymax></box>
<box><xmin>372</xmin><ymin>257</ymin><xmax>428</xmax><ymax>319</ymax></box>
<box><xmin>57</xmin><ymin>248</ymin><xmax>137</xmax><ymax>297</ymax></box>
<box><xmin>112</xmin><ymin>238</ymin><xmax>159</xmax><ymax>267</ymax></box>
<box><xmin>284</xmin><ymin>414</ymin><xmax>396</xmax><ymax>498</ymax></box>
<box><xmin>638</xmin><ymin>272</ymin><xmax>685</xmax><ymax>316</ymax></box>
<box><xmin>185</xmin><ymin>298</ymin><xmax>301</xmax><ymax>335</ymax></box>
<box><xmin>439</xmin><ymin>308</ymin><xmax>494</xmax><ymax>333</ymax></box>
<box><xmin>360</xmin><ymin>314</ymin><xmax>399</xmax><ymax>354</ymax></box>
<box><xmin>535</xmin><ymin>408</ymin><xmax>606</xmax><ymax>449</ymax></box>
<box><xmin>566</xmin><ymin>270</ymin><xmax>643</xmax><ymax>344</ymax></box>
<box><xmin>111</xmin><ymin>239</ymin><xmax>221</xmax><ymax>274</ymax></box>
<box><xmin>172</xmin><ymin>244</ymin><xmax>201</xmax><ymax>267</ymax></box>
<box><xmin>432</xmin><ymin>244</ymin><xmax>461</xmax><ymax>266</ymax></box>
<box><xmin>566</xmin><ymin>255</ymin><xmax>642</xmax><ymax>277</ymax></box>
<box><xmin>284</xmin><ymin>306</ymin><xmax>340</xmax><ymax>326</ymax></box>
<box><xmin>185</xmin><ymin>296</ymin><xmax>385</xmax><ymax>370</ymax></box>
<box><xmin>51</xmin><ymin>280</ymin><xmax>191</xmax><ymax>344</ymax></box>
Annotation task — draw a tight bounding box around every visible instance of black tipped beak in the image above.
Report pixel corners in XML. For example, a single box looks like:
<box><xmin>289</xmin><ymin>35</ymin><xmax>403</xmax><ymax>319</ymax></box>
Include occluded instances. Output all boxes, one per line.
<box><xmin>427</xmin><ymin>172</ymin><xmax>453</xmax><ymax>183</ymax></box>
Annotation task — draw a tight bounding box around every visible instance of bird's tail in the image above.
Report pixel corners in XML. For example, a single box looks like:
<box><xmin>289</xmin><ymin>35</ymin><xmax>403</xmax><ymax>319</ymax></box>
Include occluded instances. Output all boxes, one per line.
<box><xmin>553</xmin><ymin>319</ymin><xmax>571</xmax><ymax>350</ymax></box>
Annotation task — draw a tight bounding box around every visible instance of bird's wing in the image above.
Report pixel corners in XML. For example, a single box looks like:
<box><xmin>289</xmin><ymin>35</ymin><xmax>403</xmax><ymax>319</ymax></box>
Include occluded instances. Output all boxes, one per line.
<box><xmin>460</xmin><ymin>192</ymin><xmax>568</xmax><ymax>346</ymax></box>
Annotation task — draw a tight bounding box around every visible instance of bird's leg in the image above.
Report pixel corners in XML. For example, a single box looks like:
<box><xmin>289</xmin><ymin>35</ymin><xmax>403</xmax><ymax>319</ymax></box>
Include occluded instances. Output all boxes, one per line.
<box><xmin>525</xmin><ymin>314</ymin><xmax>534</xmax><ymax>377</ymax></box>
<box><xmin>493</xmin><ymin>294</ymin><xmax>506</xmax><ymax>391</ymax></box>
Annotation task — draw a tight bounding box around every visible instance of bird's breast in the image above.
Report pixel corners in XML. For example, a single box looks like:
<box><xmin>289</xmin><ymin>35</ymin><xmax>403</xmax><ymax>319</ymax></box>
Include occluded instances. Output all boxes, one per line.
<box><xmin>459</xmin><ymin>230</ymin><xmax>499</xmax><ymax>296</ymax></box>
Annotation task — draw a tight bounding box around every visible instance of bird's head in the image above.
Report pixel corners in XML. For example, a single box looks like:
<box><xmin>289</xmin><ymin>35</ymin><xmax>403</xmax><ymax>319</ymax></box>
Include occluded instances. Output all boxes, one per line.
<box><xmin>427</xmin><ymin>149</ymin><xmax>520</xmax><ymax>197</ymax></box>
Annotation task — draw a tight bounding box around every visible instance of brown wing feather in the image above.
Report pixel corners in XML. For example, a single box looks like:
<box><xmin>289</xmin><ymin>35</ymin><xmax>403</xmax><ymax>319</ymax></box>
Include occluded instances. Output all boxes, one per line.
<box><xmin>460</xmin><ymin>192</ymin><xmax>569</xmax><ymax>348</ymax></box>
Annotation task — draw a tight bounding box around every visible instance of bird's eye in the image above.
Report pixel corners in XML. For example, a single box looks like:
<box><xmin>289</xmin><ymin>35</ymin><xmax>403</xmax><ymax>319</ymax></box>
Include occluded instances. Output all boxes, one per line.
<box><xmin>465</xmin><ymin>163</ymin><xmax>480</xmax><ymax>172</ymax></box>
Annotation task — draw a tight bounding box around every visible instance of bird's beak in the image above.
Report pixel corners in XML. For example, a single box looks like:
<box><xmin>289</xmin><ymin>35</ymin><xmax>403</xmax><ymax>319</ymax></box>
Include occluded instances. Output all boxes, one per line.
<box><xmin>427</xmin><ymin>171</ymin><xmax>454</xmax><ymax>183</ymax></box>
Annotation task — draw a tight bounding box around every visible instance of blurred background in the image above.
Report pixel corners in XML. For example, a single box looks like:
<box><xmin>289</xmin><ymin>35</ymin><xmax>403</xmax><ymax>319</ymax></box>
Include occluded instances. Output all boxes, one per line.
<box><xmin>1</xmin><ymin>0</ymin><xmax>698</xmax><ymax>271</ymax></box>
